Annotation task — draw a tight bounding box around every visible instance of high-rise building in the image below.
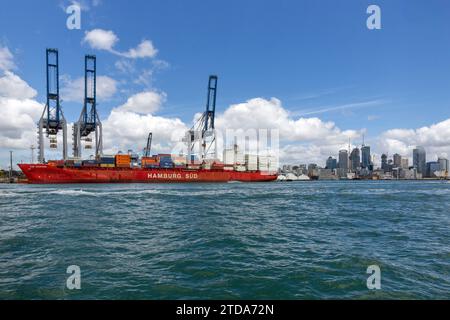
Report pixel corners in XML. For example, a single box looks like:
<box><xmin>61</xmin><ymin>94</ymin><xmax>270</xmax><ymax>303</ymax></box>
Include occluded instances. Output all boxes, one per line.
<box><xmin>401</xmin><ymin>158</ymin><xmax>409</xmax><ymax>169</ymax></box>
<box><xmin>349</xmin><ymin>148</ymin><xmax>360</xmax><ymax>171</ymax></box>
<box><xmin>393</xmin><ymin>153</ymin><xmax>402</xmax><ymax>167</ymax></box>
<box><xmin>326</xmin><ymin>156</ymin><xmax>337</xmax><ymax>170</ymax></box>
<box><xmin>361</xmin><ymin>145</ymin><xmax>371</xmax><ymax>169</ymax></box>
<box><xmin>381</xmin><ymin>154</ymin><xmax>388</xmax><ymax>172</ymax></box>
<box><xmin>338</xmin><ymin>150</ymin><xmax>348</xmax><ymax>171</ymax></box>
<box><xmin>413</xmin><ymin>146</ymin><xmax>426</xmax><ymax>174</ymax></box>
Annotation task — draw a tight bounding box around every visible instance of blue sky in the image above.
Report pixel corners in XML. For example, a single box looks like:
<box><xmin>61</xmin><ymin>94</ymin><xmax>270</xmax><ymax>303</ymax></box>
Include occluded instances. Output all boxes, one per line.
<box><xmin>1</xmin><ymin>0</ymin><xmax>450</xmax><ymax>167</ymax></box>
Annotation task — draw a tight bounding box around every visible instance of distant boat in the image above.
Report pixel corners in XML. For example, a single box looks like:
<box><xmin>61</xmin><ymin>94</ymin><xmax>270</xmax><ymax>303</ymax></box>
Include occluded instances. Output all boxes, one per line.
<box><xmin>347</xmin><ymin>172</ymin><xmax>356</xmax><ymax>180</ymax></box>
<box><xmin>277</xmin><ymin>173</ymin><xmax>310</xmax><ymax>181</ymax></box>
<box><xmin>285</xmin><ymin>173</ymin><xmax>298</xmax><ymax>181</ymax></box>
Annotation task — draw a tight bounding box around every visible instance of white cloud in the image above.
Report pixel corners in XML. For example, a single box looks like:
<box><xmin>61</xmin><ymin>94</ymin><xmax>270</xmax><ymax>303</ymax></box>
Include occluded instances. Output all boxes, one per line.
<box><xmin>83</xmin><ymin>29</ymin><xmax>118</xmax><ymax>51</ymax></box>
<box><xmin>115</xmin><ymin>90</ymin><xmax>166</xmax><ymax>114</ymax></box>
<box><xmin>83</xmin><ymin>29</ymin><xmax>158</xmax><ymax>59</ymax></box>
<box><xmin>0</xmin><ymin>71</ymin><xmax>37</xmax><ymax>99</ymax></box>
<box><xmin>102</xmin><ymin>109</ymin><xmax>187</xmax><ymax>154</ymax></box>
<box><xmin>0</xmin><ymin>48</ymin><xmax>43</xmax><ymax>154</ymax></box>
<box><xmin>122</xmin><ymin>40</ymin><xmax>158</xmax><ymax>59</ymax></box>
<box><xmin>378</xmin><ymin>118</ymin><xmax>450</xmax><ymax>161</ymax></box>
<box><xmin>0</xmin><ymin>97</ymin><xmax>44</xmax><ymax>149</ymax></box>
<box><xmin>0</xmin><ymin>46</ymin><xmax>15</xmax><ymax>71</ymax></box>
<box><xmin>61</xmin><ymin>75</ymin><xmax>117</xmax><ymax>102</ymax></box>
<box><xmin>215</xmin><ymin>97</ymin><xmax>360</xmax><ymax>143</ymax></box>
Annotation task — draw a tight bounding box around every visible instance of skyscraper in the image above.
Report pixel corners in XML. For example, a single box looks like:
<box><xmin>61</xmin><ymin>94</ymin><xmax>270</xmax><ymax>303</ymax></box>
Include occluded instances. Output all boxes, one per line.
<box><xmin>338</xmin><ymin>150</ymin><xmax>348</xmax><ymax>171</ymax></box>
<box><xmin>401</xmin><ymin>158</ymin><xmax>409</xmax><ymax>169</ymax></box>
<box><xmin>361</xmin><ymin>145</ymin><xmax>371</xmax><ymax>169</ymax></box>
<box><xmin>393</xmin><ymin>153</ymin><xmax>402</xmax><ymax>168</ymax></box>
<box><xmin>413</xmin><ymin>146</ymin><xmax>426</xmax><ymax>175</ymax></box>
<box><xmin>326</xmin><ymin>156</ymin><xmax>337</xmax><ymax>170</ymax></box>
<box><xmin>349</xmin><ymin>148</ymin><xmax>360</xmax><ymax>171</ymax></box>
<box><xmin>381</xmin><ymin>154</ymin><xmax>388</xmax><ymax>172</ymax></box>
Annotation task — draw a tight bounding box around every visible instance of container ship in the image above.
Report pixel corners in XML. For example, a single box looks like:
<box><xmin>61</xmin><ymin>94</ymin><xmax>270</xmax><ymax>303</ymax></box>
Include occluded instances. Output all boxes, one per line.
<box><xmin>19</xmin><ymin>153</ymin><xmax>278</xmax><ymax>184</ymax></box>
<box><xmin>18</xmin><ymin>50</ymin><xmax>278</xmax><ymax>184</ymax></box>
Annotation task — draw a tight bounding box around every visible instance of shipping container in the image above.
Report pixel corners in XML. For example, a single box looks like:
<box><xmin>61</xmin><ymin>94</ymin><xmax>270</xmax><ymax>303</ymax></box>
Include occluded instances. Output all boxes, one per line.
<box><xmin>100</xmin><ymin>164</ymin><xmax>115</xmax><ymax>168</ymax></box>
<box><xmin>99</xmin><ymin>157</ymin><xmax>115</xmax><ymax>164</ymax></box>
<box><xmin>115</xmin><ymin>154</ymin><xmax>131</xmax><ymax>161</ymax></box>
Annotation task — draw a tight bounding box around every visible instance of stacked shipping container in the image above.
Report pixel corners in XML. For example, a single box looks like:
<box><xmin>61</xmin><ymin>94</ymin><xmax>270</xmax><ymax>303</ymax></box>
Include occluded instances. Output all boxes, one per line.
<box><xmin>115</xmin><ymin>154</ymin><xmax>131</xmax><ymax>168</ymax></box>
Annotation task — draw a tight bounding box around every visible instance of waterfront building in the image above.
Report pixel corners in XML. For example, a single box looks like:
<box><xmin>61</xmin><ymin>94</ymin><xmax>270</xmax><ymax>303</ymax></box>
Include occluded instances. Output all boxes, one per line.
<box><xmin>307</xmin><ymin>163</ymin><xmax>319</xmax><ymax>178</ymax></box>
<box><xmin>413</xmin><ymin>146</ymin><xmax>426</xmax><ymax>175</ymax></box>
<box><xmin>318</xmin><ymin>168</ymin><xmax>337</xmax><ymax>180</ymax></box>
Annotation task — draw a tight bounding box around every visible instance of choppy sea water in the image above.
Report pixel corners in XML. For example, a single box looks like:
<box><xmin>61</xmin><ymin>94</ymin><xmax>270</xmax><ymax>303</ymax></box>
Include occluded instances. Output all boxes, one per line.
<box><xmin>0</xmin><ymin>181</ymin><xmax>449</xmax><ymax>299</ymax></box>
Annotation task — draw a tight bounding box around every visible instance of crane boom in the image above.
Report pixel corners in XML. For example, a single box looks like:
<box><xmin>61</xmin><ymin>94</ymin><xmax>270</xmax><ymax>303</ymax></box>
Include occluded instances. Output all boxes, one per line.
<box><xmin>144</xmin><ymin>132</ymin><xmax>153</xmax><ymax>157</ymax></box>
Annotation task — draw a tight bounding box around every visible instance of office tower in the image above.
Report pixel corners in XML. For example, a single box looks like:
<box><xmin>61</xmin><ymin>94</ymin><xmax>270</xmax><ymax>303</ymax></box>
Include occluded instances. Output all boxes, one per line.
<box><xmin>361</xmin><ymin>145</ymin><xmax>371</xmax><ymax>169</ymax></box>
<box><xmin>338</xmin><ymin>150</ymin><xmax>348</xmax><ymax>171</ymax></box>
<box><xmin>326</xmin><ymin>156</ymin><xmax>337</xmax><ymax>170</ymax></box>
<box><xmin>413</xmin><ymin>146</ymin><xmax>426</xmax><ymax>174</ymax></box>
<box><xmin>393</xmin><ymin>153</ymin><xmax>402</xmax><ymax>167</ymax></box>
<box><xmin>349</xmin><ymin>148</ymin><xmax>360</xmax><ymax>171</ymax></box>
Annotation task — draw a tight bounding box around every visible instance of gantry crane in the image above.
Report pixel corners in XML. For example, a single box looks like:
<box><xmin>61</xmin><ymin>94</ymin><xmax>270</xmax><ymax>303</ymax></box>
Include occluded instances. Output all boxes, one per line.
<box><xmin>37</xmin><ymin>49</ymin><xmax>68</xmax><ymax>163</ymax></box>
<box><xmin>144</xmin><ymin>132</ymin><xmax>153</xmax><ymax>157</ymax></box>
<box><xmin>73</xmin><ymin>55</ymin><xmax>103</xmax><ymax>158</ymax></box>
<box><xmin>183</xmin><ymin>75</ymin><xmax>218</xmax><ymax>162</ymax></box>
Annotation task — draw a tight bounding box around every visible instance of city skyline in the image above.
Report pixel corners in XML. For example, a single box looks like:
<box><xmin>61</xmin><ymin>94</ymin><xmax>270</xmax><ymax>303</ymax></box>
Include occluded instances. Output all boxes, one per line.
<box><xmin>288</xmin><ymin>143</ymin><xmax>448</xmax><ymax>177</ymax></box>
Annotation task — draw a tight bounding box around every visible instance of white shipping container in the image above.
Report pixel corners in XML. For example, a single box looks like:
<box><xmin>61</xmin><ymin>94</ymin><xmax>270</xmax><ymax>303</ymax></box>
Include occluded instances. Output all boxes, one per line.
<box><xmin>223</xmin><ymin>149</ymin><xmax>235</xmax><ymax>165</ymax></box>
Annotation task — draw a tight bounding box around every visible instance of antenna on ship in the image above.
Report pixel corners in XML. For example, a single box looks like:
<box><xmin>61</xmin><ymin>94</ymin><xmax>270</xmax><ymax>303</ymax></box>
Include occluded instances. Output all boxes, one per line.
<box><xmin>73</xmin><ymin>54</ymin><xmax>103</xmax><ymax>159</ymax></box>
<box><xmin>37</xmin><ymin>49</ymin><xmax>68</xmax><ymax>163</ymax></box>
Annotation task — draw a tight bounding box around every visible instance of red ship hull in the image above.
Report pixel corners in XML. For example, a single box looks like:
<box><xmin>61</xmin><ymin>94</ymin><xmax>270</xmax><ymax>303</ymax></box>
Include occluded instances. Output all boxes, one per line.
<box><xmin>18</xmin><ymin>164</ymin><xmax>278</xmax><ymax>184</ymax></box>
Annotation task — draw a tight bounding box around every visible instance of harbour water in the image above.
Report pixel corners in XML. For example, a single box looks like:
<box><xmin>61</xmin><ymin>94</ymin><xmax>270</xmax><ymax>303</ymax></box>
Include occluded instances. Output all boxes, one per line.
<box><xmin>0</xmin><ymin>181</ymin><xmax>449</xmax><ymax>299</ymax></box>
